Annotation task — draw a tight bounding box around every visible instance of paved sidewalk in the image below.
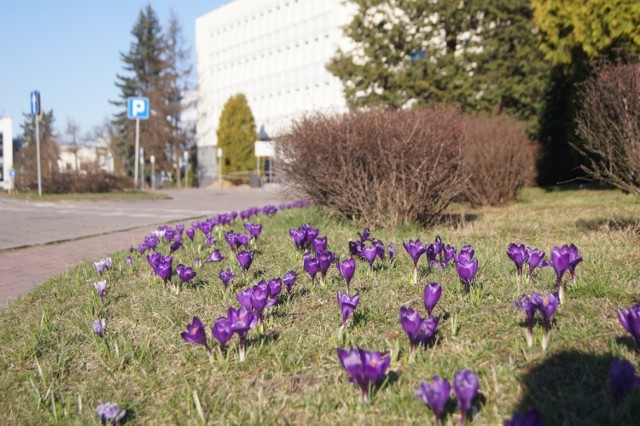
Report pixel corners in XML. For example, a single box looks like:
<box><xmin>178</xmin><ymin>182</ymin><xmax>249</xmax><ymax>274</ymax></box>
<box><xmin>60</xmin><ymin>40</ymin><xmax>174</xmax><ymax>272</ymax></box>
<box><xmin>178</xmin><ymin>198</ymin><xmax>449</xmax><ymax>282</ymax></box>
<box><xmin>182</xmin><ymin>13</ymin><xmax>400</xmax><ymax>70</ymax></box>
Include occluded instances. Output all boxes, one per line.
<box><xmin>0</xmin><ymin>186</ymin><xmax>292</xmax><ymax>307</ymax></box>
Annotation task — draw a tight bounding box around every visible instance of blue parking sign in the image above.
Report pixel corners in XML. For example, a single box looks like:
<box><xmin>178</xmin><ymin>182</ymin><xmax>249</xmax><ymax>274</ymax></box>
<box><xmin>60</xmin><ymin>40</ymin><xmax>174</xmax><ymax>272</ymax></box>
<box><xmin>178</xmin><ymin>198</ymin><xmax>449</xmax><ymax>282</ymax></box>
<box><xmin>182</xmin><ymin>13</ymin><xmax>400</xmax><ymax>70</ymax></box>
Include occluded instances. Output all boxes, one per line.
<box><xmin>127</xmin><ymin>97</ymin><xmax>150</xmax><ymax>119</ymax></box>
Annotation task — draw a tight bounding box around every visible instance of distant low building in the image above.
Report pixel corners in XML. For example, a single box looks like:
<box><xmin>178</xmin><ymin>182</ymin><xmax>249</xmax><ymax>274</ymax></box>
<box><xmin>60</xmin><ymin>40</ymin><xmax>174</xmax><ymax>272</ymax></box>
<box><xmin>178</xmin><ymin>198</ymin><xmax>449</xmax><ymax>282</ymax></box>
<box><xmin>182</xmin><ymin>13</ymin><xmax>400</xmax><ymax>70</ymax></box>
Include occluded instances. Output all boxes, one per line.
<box><xmin>58</xmin><ymin>137</ymin><xmax>114</xmax><ymax>173</ymax></box>
<box><xmin>0</xmin><ymin>117</ymin><xmax>14</xmax><ymax>191</ymax></box>
<box><xmin>195</xmin><ymin>0</ymin><xmax>352</xmax><ymax>185</ymax></box>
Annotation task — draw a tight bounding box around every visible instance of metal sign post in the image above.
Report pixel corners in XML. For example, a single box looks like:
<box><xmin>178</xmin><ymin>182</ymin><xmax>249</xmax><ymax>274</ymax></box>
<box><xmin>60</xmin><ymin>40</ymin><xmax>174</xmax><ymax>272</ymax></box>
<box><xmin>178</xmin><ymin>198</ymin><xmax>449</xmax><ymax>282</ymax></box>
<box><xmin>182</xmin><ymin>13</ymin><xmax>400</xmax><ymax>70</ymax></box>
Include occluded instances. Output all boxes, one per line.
<box><xmin>217</xmin><ymin>148</ymin><xmax>223</xmax><ymax>188</ymax></box>
<box><xmin>30</xmin><ymin>91</ymin><xmax>42</xmax><ymax>196</ymax></box>
<box><xmin>150</xmin><ymin>155</ymin><xmax>155</xmax><ymax>190</ymax></box>
<box><xmin>183</xmin><ymin>151</ymin><xmax>189</xmax><ymax>188</ymax></box>
<box><xmin>127</xmin><ymin>97</ymin><xmax>150</xmax><ymax>190</ymax></box>
<box><xmin>139</xmin><ymin>147</ymin><xmax>145</xmax><ymax>190</ymax></box>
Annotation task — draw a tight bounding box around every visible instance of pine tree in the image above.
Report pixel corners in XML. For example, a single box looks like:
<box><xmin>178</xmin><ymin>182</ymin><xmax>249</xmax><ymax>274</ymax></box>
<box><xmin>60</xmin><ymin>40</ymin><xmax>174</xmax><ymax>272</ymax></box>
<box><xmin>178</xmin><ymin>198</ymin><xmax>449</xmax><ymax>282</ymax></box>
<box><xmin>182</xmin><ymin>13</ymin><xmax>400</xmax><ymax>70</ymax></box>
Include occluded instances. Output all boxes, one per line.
<box><xmin>216</xmin><ymin>94</ymin><xmax>257</xmax><ymax>176</ymax></box>
<box><xmin>328</xmin><ymin>0</ymin><xmax>550</xmax><ymax>127</ymax></box>
<box><xmin>111</xmin><ymin>5</ymin><xmax>189</xmax><ymax>178</ymax></box>
<box><xmin>15</xmin><ymin>110</ymin><xmax>60</xmax><ymax>189</ymax></box>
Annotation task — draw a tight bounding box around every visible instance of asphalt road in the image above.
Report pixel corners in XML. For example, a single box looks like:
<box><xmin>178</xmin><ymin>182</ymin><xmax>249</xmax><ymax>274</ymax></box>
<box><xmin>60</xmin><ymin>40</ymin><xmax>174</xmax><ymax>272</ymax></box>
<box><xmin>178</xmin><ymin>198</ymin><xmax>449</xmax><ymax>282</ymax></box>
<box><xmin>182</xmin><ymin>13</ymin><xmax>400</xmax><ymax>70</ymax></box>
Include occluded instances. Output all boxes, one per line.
<box><xmin>0</xmin><ymin>186</ymin><xmax>293</xmax><ymax>306</ymax></box>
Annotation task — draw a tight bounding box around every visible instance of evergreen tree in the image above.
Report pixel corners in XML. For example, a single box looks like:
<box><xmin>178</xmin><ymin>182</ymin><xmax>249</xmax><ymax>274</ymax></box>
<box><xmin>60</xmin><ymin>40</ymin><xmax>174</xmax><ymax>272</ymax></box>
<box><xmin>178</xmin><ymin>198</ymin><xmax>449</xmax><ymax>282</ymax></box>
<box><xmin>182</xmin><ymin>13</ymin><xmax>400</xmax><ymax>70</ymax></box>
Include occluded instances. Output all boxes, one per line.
<box><xmin>216</xmin><ymin>94</ymin><xmax>257</xmax><ymax>176</ymax></box>
<box><xmin>111</xmin><ymin>5</ymin><xmax>189</xmax><ymax>177</ymax></box>
<box><xmin>328</xmin><ymin>0</ymin><xmax>550</xmax><ymax>128</ymax></box>
<box><xmin>15</xmin><ymin>110</ymin><xmax>60</xmax><ymax>188</ymax></box>
<box><xmin>531</xmin><ymin>0</ymin><xmax>640</xmax><ymax>184</ymax></box>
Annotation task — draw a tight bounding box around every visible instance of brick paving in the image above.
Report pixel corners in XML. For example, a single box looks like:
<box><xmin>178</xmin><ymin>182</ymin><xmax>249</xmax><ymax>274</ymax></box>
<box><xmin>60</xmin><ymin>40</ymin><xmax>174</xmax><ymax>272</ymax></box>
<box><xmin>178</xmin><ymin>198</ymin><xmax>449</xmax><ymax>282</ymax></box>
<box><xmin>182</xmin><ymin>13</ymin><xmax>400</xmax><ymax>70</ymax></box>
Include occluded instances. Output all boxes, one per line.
<box><xmin>0</xmin><ymin>186</ymin><xmax>291</xmax><ymax>307</ymax></box>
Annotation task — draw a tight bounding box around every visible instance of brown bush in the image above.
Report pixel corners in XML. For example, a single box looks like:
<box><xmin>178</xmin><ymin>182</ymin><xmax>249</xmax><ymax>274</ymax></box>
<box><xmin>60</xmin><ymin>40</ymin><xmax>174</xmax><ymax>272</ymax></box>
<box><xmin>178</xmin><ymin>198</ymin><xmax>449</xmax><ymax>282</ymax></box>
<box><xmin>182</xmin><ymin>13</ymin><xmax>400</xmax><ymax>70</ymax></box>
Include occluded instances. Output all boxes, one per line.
<box><xmin>460</xmin><ymin>115</ymin><xmax>538</xmax><ymax>207</ymax></box>
<box><xmin>575</xmin><ymin>59</ymin><xmax>640</xmax><ymax>195</ymax></box>
<box><xmin>276</xmin><ymin>107</ymin><xmax>467</xmax><ymax>228</ymax></box>
<box><xmin>16</xmin><ymin>170</ymin><xmax>132</xmax><ymax>193</ymax></box>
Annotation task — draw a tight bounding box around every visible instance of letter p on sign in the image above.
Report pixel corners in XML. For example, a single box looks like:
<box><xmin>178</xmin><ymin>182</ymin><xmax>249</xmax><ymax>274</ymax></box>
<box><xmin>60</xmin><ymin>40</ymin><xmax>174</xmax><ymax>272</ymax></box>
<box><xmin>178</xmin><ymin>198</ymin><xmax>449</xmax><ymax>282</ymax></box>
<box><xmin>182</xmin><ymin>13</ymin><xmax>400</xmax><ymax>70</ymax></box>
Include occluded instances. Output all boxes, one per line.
<box><xmin>127</xmin><ymin>97</ymin><xmax>150</xmax><ymax>120</ymax></box>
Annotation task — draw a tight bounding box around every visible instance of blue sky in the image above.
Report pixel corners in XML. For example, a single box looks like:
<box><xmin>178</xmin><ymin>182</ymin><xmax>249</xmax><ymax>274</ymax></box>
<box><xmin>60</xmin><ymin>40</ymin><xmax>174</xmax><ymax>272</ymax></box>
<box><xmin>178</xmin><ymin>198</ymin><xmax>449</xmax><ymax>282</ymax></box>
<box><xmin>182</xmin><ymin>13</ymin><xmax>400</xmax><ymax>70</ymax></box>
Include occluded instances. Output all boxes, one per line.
<box><xmin>0</xmin><ymin>1</ymin><xmax>230</xmax><ymax>138</ymax></box>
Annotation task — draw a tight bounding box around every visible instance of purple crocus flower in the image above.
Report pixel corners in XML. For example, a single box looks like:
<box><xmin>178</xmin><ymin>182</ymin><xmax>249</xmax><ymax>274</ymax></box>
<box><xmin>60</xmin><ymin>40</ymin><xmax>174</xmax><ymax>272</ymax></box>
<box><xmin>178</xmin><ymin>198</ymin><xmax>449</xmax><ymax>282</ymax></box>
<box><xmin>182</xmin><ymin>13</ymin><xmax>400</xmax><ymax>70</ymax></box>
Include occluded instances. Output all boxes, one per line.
<box><xmin>362</xmin><ymin>245</ymin><xmax>378</xmax><ymax>271</ymax></box>
<box><xmin>567</xmin><ymin>244</ymin><xmax>582</xmax><ymax>284</ymax></box>
<box><xmin>181</xmin><ymin>316</ymin><xmax>210</xmax><ymax>353</ymax></box>
<box><xmin>358</xmin><ymin>228</ymin><xmax>371</xmax><ymax>242</ymax></box>
<box><xmin>176</xmin><ymin>264</ymin><xmax>196</xmax><ymax>283</ymax></box>
<box><xmin>289</xmin><ymin>228</ymin><xmax>306</xmax><ymax>250</ymax></box>
<box><xmin>225</xmin><ymin>230</ymin><xmax>238</xmax><ymax>252</ymax></box>
<box><xmin>617</xmin><ymin>304</ymin><xmax>640</xmax><ymax>348</ymax></box>
<box><xmin>186</xmin><ymin>228</ymin><xmax>195</xmax><ymax>241</ymax></box>
<box><xmin>400</xmin><ymin>307</ymin><xmax>438</xmax><ymax>353</ymax></box>
<box><xmin>388</xmin><ymin>243</ymin><xmax>395</xmax><ymax>262</ymax></box>
<box><xmin>234</xmin><ymin>233</ymin><xmax>251</xmax><ymax>250</ymax></box>
<box><xmin>236</xmin><ymin>250</ymin><xmax>254</xmax><ymax>272</ymax></box>
<box><xmin>317</xmin><ymin>250</ymin><xmax>335</xmax><ymax>284</ymax></box>
<box><xmin>349</xmin><ymin>240</ymin><xmax>364</xmax><ymax>258</ymax></box>
<box><xmin>206</xmin><ymin>249</ymin><xmax>224</xmax><ymax>264</ymax></box>
<box><xmin>303</xmin><ymin>224</ymin><xmax>320</xmax><ymax>247</ymax></box>
<box><xmin>218</xmin><ymin>268</ymin><xmax>236</xmax><ymax>289</ymax></box>
<box><xmin>416</xmin><ymin>376</ymin><xmax>451</xmax><ymax>426</ymax></box>
<box><xmin>313</xmin><ymin>236</ymin><xmax>328</xmax><ymax>253</ymax></box>
<box><xmin>170</xmin><ymin>240</ymin><xmax>182</xmax><ymax>253</ymax></box>
<box><xmin>453</xmin><ymin>369</ymin><xmax>479</xmax><ymax>425</ymax></box>
<box><xmin>514</xmin><ymin>294</ymin><xmax>536</xmax><ymax>348</ymax></box>
<box><xmin>93</xmin><ymin>257</ymin><xmax>112</xmax><ymax>277</ymax></box>
<box><xmin>457</xmin><ymin>245</ymin><xmax>475</xmax><ymax>263</ymax></box>
<box><xmin>443</xmin><ymin>244</ymin><xmax>456</xmax><ymax>264</ymax></box>
<box><xmin>503</xmin><ymin>409</ymin><xmax>543</xmax><ymax>426</ymax></box>
<box><xmin>205</xmin><ymin>234</ymin><xmax>217</xmax><ymax>247</ymax></box>
<box><xmin>228</xmin><ymin>306</ymin><xmax>256</xmax><ymax>361</ymax></box>
<box><xmin>303</xmin><ymin>255</ymin><xmax>319</xmax><ymax>285</ymax></box>
<box><xmin>551</xmin><ymin>246</ymin><xmax>570</xmax><ymax>304</ymax></box>
<box><xmin>609</xmin><ymin>357</ymin><xmax>640</xmax><ymax>401</ymax></box>
<box><xmin>337</xmin><ymin>291</ymin><xmax>360</xmax><ymax>329</ymax></box>
<box><xmin>525</xmin><ymin>247</ymin><xmax>545</xmax><ymax>277</ymax></box>
<box><xmin>93</xmin><ymin>318</ymin><xmax>106</xmax><ymax>337</ymax></box>
<box><xmin>336</xmin><ymin>347</ymin><xmax>391</xmax><ymax>403</ymax></box>
<box><xmin>147</xmin><ymin>253</ymin><xmax>173</xmax><ymax>287</ymax></box>
<box><xmin>145</xmin><ymin>235</ymin><xmax>159</xmax><ymax>251</ymax></box>
<box><xmin>424</xmin><ymin>282</ymin><xmax>442</xmax><ymax>316</ymax></box>
<box><xmin>212</xmin><ymin>317</ymin><xmax>233</xmax><ymax>350</ymax></box>
<box><xmin>283</xmin><ymin>270</ymin><xmax>297</xmax><ymax>295</ymax></box>
<box><xmin>251</xmin><ymin>284</ymin><xmax>269</xmax><ymax>321</ymax></box>
<box><xmin>176</xmin><ymin>224</ymin><xmax>185</xmax><ymax>235</ymax></box>
<box><xmin>507</xmin><ymin>243</ymin><xmax>527</xmax><ymax>278</ymax></box>
<box><xmin>268</xmin><ymin>278</ymin><xmax>282</xmax><ymax>298</ymax></box>
<box><xmin>96</xmin><ymin>402</ymin><xmax>126</xmax><ymax>425</ymax></box>
<box><xmin>236</xmin><ymin>288</ymin><xmax>254</xmax><ymax>310</ymax></box>
<box><xmin>94</xmin><ymin>280</ymin><xmax>107</xmax><ymax>303</ymax></box>
<box><xmin>531</xmin><ymin>292</ymin><xmax>559</xmax><ymax>351</ymax></box>
<box><xmin>374</xmin><ymin>240</ymin><xmax>385</xmax><ymax>261</ymax></box>
<box><xmin>244</xmin><ymin>223</ymin><xmax>263</xmax><ymax>243</ymax></box>
<box><xmin>337</xmin><ymin>258</ymin><xmax>356</xmax><ymax>292</ymax></box>
<box><xmin>456</xmin><ymin>258</ymin><xmax>479</xmax><ymax>292</ymax></box>
<box><xmin>126</xmin><ymin>256</ymin><xmax>132</xmax><ymax>265</ymax></box>
<box><xmin>404</xmin><ymin>239</ymin><xmax>427</xmax><ymax>283</ymax></box>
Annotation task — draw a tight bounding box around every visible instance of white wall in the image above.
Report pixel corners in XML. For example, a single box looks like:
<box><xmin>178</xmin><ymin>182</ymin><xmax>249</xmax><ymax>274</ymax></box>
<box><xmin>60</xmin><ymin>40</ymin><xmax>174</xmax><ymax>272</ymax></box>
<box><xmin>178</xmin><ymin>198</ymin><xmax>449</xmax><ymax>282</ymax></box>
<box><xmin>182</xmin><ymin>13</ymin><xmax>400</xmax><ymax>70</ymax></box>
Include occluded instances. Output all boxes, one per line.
<box><xmin>0</xmin><ymin>117</ymin><xmax>14</xmax><ymax>191</ymax></box>
<box><xmin>195</xmin><ymin>0</ymin><xmax>352</xmax><ymax>183</ymax></box>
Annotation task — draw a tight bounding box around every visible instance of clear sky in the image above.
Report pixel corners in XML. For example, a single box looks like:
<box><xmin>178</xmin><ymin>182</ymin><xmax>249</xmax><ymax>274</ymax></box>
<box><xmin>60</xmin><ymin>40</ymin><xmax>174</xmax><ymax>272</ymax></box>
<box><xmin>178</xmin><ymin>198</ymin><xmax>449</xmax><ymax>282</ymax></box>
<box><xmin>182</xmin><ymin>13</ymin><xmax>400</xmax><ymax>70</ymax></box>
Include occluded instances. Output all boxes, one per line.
<box><xmin>0</xmin><ymin>1</ymin><xmax>231</xmax><ymax>139</ymax></box>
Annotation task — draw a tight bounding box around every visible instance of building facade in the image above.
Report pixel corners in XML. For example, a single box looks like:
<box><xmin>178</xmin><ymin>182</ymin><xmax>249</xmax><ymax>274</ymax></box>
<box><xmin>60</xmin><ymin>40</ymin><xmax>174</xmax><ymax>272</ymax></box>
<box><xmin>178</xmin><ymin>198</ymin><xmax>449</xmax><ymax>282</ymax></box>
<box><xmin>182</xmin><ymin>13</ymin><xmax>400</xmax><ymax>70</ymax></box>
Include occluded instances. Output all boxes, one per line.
<box><xmin>195</xmin><ymin>0</ymin><xmax>352</xmax><ymax>184</ymax></box>
<box><xmin>0</xmin><ymin>117</ymin><xmax>14</xmax><ymax>191</ymax></box>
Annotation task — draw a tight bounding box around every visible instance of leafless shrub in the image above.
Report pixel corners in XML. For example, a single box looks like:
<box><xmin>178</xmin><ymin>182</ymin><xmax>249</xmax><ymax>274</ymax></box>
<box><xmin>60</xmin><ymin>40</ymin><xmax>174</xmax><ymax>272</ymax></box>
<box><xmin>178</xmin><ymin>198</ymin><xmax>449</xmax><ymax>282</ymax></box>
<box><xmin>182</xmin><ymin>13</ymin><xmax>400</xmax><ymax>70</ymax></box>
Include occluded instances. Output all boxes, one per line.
<box><xmin>276</xmin><ymin>107</ymin><xmax>467</xmax><ymax>228</ymax></box>
<box><xmin>461</xmin><ymin>115</ymin><xmax>539</xmax><ymax>207</ymax></box>
<box><xmin>16</xmin><ymin>170</ymin><xmax>131</xmax><ymax>193</ymax></box>
<box><xmin>575</xmin><ymin>58</ymin><xmax>640</xmax><ymax>195</ymax></box>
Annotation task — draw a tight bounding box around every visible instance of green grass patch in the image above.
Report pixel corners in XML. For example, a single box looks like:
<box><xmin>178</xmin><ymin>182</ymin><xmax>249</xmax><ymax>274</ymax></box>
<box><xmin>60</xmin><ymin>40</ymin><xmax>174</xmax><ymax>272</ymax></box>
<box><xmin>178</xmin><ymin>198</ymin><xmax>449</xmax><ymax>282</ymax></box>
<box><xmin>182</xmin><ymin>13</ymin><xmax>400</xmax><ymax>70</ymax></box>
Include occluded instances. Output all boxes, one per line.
<box><xmin>1</xmin><ymin>188</ymin><xmax>640</xmax><ymax>424</ymax></box>
<box><xmin>3</xmin><ymin>190</ymin><xmax>170</xmax><ymax>202</ymax></box>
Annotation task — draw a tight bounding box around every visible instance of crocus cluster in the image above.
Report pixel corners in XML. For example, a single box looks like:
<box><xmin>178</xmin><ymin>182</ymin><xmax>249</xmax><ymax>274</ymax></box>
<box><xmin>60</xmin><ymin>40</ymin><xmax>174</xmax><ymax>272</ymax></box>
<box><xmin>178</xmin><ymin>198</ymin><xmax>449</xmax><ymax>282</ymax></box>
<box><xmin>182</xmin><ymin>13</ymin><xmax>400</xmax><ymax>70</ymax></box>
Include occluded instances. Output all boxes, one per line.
<box><xmin>514</xmin><ymin>292</ymin><xmax>559</xmax><ymax>350</ymax></box>
<box><xmin>506</xmin><ymin>243</ymin><xmax>546</xmax><ymax>280</ymax></box>
<box><xmin>236</xmin><ymin>278</ymin><xmax>282</xmax><ymax>323</ymax></box>
<box><xmin>349</xmin><ymin>228</ymin><xmax>391</xmax><ymax>272</ymax></box>
<box><xmin>617</xmin><ymin>304</ymin><xmax>640</xmax><ymax>348</ymax></box>
<box><xmin>337</xmin><ymin>347</ymin><xmax>391</xmax><ymax>403</ymax></box>
<box><xmin>93</xmin><ymin>257</ymin><xmax>112</xmax><ymax>278</ymax></box>
<box><xmin>146</xmin><ymin>252</ymin><xmax>173</xmax><ymax>287</ymax></box>
<box><xmin>96</xmin><ymin>402</ymin><xmax>126</xmax><ymax>425</ymax></box>
<box><xmin>400</xmin><ymin>283</ymin><xmax>441</xmax><ymax>353</ymax></box>
<box><xmin>426</xmin><ymin>235</ymin><xmax>457</xmax><ymax>270</ymax></box>
<box><xmin>455</xmin><ymin>245</ymin><xmax>478</xmax><ymax>292</ymax></box>
<box><xmin>289</xmin><ymin>223</ymin><xmax>320</xmax><ymax>251</ymax></box>
<box><xmin>416</xmin><ymin>369</ymin><xmax>479</xmax><ymax>426</ymax></box>
<box><xmin>181</xmin><ymin>312</ymin><xmax>257</xmax><ymax>360</ymax></box>
<box><xmin>225</xmin><ymin>230</ymin><xmax>252</xmax><ymax>252</ymax></box>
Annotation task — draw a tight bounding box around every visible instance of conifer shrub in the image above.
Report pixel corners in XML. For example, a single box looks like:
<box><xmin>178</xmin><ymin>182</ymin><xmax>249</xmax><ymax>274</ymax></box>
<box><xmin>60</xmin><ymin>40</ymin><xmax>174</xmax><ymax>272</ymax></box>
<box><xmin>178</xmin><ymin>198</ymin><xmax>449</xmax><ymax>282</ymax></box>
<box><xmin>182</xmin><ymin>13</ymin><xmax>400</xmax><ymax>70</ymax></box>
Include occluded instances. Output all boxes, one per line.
<box><xmin>277</xmin><ymin>107</ymin><xmax>466</xmax><ymax>228</ymax></box>
<box><xmin>460</xmin><ymin>115</ymin><xmax>538</xmax><ymax>207</ymax></box>
<box><xmin>575</xmin><ymin>59</ymin><xmax>640</xmax><ymax>195</ymax></box>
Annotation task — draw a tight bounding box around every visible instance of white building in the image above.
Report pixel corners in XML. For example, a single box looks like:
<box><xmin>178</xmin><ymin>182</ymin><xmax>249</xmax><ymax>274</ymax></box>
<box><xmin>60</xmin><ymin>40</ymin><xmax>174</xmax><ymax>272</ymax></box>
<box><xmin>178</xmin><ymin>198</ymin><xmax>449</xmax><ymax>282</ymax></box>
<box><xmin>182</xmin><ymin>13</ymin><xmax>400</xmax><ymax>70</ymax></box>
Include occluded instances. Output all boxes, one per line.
<box><xmin>0</xmin><ymin>117</ymin><xmax>14</xmax><ymax>191</ymax></box>
<box><xmin>58</xmin><ymin>137</ymin><xmax>114</xmax><ymax>173</ymax></box>
<box><xmin>195</xmin><ymin>0</ymin><xmax>352</xmax><ymax>184</ymax></box>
